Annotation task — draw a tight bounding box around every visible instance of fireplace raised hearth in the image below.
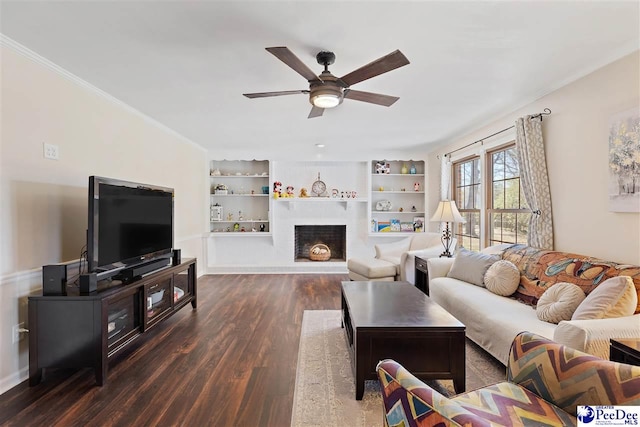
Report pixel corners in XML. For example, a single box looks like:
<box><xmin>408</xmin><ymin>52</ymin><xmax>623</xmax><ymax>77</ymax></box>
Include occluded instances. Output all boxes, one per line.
<box><xmin>294</xmin><ymin>225</ymin><xmax>346</xmax><ymax>262</ymax></box>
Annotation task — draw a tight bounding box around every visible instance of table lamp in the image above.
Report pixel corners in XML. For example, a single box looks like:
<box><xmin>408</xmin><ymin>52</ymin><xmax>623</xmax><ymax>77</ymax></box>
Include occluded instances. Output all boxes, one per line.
<box><xmin>430</xmin><ymin>200</ymin><xmax>466</xmax><ymax>257</ymax></box>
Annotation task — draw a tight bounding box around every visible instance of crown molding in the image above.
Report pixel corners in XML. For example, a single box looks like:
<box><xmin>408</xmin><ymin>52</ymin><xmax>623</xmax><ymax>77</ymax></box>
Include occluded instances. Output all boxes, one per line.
<box><xmin>0</xmin><ymin>34</ymin><xmax>206</xmax><ymax>153</ymax></box>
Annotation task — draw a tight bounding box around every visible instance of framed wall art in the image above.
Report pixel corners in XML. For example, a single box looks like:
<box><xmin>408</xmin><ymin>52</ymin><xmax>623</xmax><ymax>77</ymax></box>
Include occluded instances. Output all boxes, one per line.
<box><xmin>609</xmin><ymin>107</ymin><xmax>640</xmax><ymax>212</ymax></box>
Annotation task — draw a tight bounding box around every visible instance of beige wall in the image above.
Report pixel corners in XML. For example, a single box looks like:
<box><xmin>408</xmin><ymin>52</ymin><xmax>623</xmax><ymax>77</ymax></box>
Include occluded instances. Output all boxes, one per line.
<box><xmin>0</xmin><ymin>45</ymin><xmax>207</xmax><ymax>392</ymax></box>
<box><xmin>427</xmin><ymin>50</ymin><xmax>640</xmax><ymax>265</ymax></box>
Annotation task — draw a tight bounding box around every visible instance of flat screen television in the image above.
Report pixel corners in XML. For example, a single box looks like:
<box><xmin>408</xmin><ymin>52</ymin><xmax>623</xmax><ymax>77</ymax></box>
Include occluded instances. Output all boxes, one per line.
<box><xmin>88</xmin><ymin>176</ymin><xmax>174</xmax><ymax>276</ymax></box>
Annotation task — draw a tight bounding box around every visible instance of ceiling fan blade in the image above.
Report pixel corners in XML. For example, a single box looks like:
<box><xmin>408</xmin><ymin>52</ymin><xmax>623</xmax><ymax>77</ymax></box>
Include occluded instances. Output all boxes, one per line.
<box><xmin>340</xmin><ymin>50</ymin><xmax>410</xmax><ymax>87</ymax></box>
<box><xmin>266</xmin><ymin>47</ymin><xmax>321</xmax><ymax>83</ymax></box>
<box><xmin>243</xmin><ymin>90</ymin><xmax>308</xmax><ymax>99</ymax></box>
<box><xmin>308</xmin><ymin>105</ymin><xmax>324</xmax><ymax>118</ymax></box>
<box><xmin>344</xmin><ymin>89</ymin><xmax>399</xmax><ymax>107</ymax></box>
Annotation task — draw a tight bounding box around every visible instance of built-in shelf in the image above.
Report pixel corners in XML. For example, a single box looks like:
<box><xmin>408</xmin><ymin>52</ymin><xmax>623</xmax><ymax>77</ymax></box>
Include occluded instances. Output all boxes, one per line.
<box><xmin>208</xmin><ymin>232</ymin><xmax>272</xmax><ymax>237</ymax></box>
<box><xmin>370</xmin><ymin>173</ymin><xmax>425</xmax><ymax>177</ymax></box>
<box><xmin>210</xmin><ymin>160</ymin><xmax>271</xmax><ymax>234</ymax></box>
<box><xmin>372</xmin><ymin>211</ymin><xmax>426</xmax><ymax>215</ymax></box>
<box><xmin>210</xmin><ymin>194</ymin><xmax>269</xmax><ymax>197</ymax></box>
<box><xmin>369</xmin><ymin>160</ymin><xmax>426</xmax><ymax>235</ymax></box>
<box><xmin>371</xmin><ymin>191</ymin><xmax>424</xmax><ymax>194</ymax></box>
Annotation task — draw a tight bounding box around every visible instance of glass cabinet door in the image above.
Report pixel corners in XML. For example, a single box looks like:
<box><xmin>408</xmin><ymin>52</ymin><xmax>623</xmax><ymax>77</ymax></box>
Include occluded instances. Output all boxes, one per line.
<box><xmin>173</xmin><ymin>266</ymin><xmax>194</xmax><ymax>305</ymax></box>
<box><xmin>107</xmin><ymin>292</ymin><xmax>141</xmax><ymax>352</ymax></box>
<box><xmin>145</xmin><ymin>277</ymin><xmax>172</xmax><ymax>328</ymax></box>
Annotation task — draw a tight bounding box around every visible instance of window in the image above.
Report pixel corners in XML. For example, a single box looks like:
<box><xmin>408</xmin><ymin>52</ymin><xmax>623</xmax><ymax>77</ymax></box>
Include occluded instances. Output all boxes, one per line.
<box><xmin>488</xmin><ymin>146</ymin><xmax>530</xmax><ymax>245</ymax></box>
<box><xmin>453</xmin><ymin>157</ymin><xmax>481</xmax><ymax>251</ymax></box>
<box><xmin>452</xmin><ymin>144</ymin><xmax>530</xmax><ymax>250</ymax></box>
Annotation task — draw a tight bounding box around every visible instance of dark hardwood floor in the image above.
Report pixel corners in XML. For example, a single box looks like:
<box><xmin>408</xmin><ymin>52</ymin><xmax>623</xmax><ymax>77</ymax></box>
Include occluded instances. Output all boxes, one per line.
<box><xmin>0</xmin><ymin>274</ymin><xmax>345</xmax><ymax>427</ymax></box>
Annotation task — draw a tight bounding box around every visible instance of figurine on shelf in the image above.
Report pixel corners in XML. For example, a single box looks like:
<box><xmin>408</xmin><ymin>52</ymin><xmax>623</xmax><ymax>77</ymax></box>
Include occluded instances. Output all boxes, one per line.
<box><xmin>210</xmin><ymin>168</ymin><xmax>221</xmax><ymax>176</ymax></box>
<box><xmin>260</xmin><ymin>224</ymin><xmax>266</xmax><ymax>232</ymax></box>
<box><xmin>411</xmin><ymin>205</ymin><xmax>417</xmax><ymax>212</ymax></box>
<box><xmin>227</xmin><ymin>212</ymin><xmax>234</xmax><ymax>221</ymax></box>
<box><xmin>299</xmin><ymin>188</ymin><xmax>309</xmax><ymax>198</ymax></box>
<box><xmin>414</xmin><ymin>182</ymin><xmax>421</xmax><ymax>192</ymax></box>
<box><xmin>238</xmin><ymin>210</ymin><xmax>244</xmax><ymax>221</ymax></box>
<box><xmin>233</xmin><ymin>223</ymin><xmax>239</xmax><ymax>232</ymax></box>
<box><xmin>286</xmin><ymin>185</ymin><xmax>295</xmax><ymax>197</ymax></box>
<box><xmin>273</xmin><ymin>181</ymin><xmax>282</xmax><ymax>199</ymax></box>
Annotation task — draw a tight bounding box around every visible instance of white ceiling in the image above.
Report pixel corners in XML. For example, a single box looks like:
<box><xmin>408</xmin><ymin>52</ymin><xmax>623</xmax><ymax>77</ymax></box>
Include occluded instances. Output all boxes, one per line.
<box><xmin>1</xmin><ymin>1</ymin><xmax>638</xmax><ymax>158</ymax></box>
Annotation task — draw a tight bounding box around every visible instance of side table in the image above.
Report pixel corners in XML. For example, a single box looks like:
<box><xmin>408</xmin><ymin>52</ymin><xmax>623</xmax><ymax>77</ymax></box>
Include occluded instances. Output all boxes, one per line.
<box><xmin>415</xmin><ymin>256</ymin><xmax>429</xmax><ymax>295</ymax></box>
<box><xmin>610</xmin><ymin>338</ymin><xmax>640</xmax><ymax>366</ymax></box>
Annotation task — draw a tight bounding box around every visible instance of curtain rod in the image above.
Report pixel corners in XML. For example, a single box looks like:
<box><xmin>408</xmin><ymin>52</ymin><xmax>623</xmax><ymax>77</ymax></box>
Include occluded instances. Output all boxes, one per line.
<box><xmin>443</xmin><ymin>108</ymin><xmax>551</xmax><ymax>158</ymax></box>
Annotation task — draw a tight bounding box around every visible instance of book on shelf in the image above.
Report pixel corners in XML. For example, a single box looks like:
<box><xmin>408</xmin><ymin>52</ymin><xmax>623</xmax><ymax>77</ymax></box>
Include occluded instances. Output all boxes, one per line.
<box><xmin>413</xmin><ymin>217</ymin><xmax>425</xmax><ymax>232</ymax></box>
<box><xmin>378</xmin><ymin>221</ymin><xmax>391</xmax><ymax>232</ymax></box>
<box><xmin>400</xmin><ymin>222</ymin><xmax>414</xmax><ymax>232</ymax></box>
<box><xmin>390</xmin><ymin>219</ymin><xmax>401</xmax><ymax>232</ymax></box>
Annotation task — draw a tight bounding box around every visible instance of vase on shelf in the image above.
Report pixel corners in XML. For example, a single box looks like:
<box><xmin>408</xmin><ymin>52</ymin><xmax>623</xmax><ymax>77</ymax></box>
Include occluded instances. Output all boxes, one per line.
<box><xmin>410</xmin><ymin>164</ymin><xmax>417</xmax><ymax>174</ymax></box>
<box><xmin>401</xmin><ymin>164</ymin><xmax>408</xmax><ymax>174</ymax></box>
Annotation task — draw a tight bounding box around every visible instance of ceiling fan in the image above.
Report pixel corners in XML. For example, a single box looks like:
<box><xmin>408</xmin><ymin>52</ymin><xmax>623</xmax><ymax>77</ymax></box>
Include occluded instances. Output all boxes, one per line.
<box><xmin>243</xmin><ymin>47</ymin><xmax>410</xmax><ymax>118</ymax></box>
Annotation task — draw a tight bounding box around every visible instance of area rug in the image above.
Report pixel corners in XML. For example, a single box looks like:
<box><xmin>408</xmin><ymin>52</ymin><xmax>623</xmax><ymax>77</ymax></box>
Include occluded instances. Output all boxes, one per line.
<box><xmin>290</xmin><ymin>310</ymin><xmax>506</xmax><ymax>427</ymax></box>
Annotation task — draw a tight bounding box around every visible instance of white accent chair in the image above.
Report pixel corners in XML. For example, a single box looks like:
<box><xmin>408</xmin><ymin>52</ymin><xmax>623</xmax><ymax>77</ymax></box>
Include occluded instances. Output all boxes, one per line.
<box><xmin>347</xmin><ymin>232</ymin><xmax>453</xmax><ymax>284</ymax></box>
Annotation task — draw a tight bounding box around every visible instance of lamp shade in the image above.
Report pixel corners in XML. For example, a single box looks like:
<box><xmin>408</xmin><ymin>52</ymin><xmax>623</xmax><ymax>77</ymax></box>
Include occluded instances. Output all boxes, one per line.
<box><xmin>430</xmin><ymin>200</ymin><xmax>466</xmax><ymax>223</ymax></box>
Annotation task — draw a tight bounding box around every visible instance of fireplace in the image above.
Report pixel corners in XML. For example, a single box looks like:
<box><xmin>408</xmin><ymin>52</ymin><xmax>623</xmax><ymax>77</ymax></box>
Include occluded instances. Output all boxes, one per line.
<box><xmin>294</xmin><ymin>225</ymin><xmax>346</xmax><ymax>262</ymax></box>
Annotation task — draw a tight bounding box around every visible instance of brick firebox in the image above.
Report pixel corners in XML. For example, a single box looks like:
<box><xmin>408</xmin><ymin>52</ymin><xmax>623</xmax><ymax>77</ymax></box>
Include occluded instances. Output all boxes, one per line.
<box><xmin>294</xmin><ymin>225</ymin><xmax>346</xmax><ymax>262</ymax></box>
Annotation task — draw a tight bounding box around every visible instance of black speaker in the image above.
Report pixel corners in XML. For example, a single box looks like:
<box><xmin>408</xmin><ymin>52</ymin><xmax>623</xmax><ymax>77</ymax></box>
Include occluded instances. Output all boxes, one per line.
<box><xmin>43</xmin><ymin>265</ymin><xmax>67</xmax><ymax>295</ymax></box>
<box><xmin>172</xmin><ymin>249</ymin><xmax>181</xmax><ymax>266</ymax></box>
<box><xmin>79</xmin><ymin>273</ymin><xmax>98</xmax><ymax>293</ymax></box>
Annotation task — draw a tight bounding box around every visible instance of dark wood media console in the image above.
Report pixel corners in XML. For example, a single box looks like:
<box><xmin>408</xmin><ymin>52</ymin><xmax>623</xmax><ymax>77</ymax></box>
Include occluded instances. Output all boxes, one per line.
<box><xmin>29</xmin><ymin>258</ymin><xmax>197</xmax><ymax>386</ymax></box>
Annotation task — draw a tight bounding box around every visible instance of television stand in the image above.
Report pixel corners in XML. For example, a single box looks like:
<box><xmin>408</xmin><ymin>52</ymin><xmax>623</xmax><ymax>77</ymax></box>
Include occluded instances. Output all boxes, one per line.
<box><xmin>29</xmin><ymin>258</ymin><xmax>197</xmax><ymax>386</ymax></box>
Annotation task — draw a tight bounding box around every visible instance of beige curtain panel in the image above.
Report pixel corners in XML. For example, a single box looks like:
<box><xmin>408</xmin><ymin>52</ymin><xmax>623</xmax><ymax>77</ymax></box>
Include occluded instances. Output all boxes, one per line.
<box><xmin>515</xmin><ymin>116</ymin><xmax>554</xmax><ymax>250</ymax></box>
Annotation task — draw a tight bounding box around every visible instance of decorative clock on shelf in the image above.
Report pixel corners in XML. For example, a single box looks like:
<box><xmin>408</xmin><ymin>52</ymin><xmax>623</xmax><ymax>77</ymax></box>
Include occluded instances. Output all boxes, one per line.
<box><xmin>311</xmin><ymin>172</ymin><xmax>329</xmax><ymax>197</ymax></box>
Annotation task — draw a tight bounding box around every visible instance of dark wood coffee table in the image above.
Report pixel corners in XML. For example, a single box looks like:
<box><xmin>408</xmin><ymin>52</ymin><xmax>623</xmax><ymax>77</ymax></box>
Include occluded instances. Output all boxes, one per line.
<box><xmin>610</xmin><ymin>338</ymin><xmax>640</xmax><ymax>366</ymax></box>
<box><xmin>341</xmin><ymin>281</ymin><xmax>465</xmax><ymax>400</ymax></box>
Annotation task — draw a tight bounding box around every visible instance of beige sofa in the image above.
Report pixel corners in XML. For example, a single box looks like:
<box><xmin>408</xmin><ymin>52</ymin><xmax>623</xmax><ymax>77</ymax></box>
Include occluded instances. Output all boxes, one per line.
<box><xmin>428</xmin><ymin>244</ymin><xmax>640</xmax><ymax>363</ymax></box>
<box><xmin>347</xmin><ymin>232</ymin><xmax>451</xmax><ymax>283</ymax></box>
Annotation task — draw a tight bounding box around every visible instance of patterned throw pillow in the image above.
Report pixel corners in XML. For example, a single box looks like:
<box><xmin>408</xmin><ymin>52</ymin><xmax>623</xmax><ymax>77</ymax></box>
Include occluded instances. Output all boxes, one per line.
<box><xmin>572</xmin><ymin>276</ymin><xmax>638</xmax><ymax>320</ymax></box>
<box><xmin>536</xmin><ymin>282</ymin><xmax>586</xmax><ymax>324</ymax></box>
<box><xmin>484</xmin><ymin>260</ymin><xmax>521</xmax><ymax>296</ymax></box>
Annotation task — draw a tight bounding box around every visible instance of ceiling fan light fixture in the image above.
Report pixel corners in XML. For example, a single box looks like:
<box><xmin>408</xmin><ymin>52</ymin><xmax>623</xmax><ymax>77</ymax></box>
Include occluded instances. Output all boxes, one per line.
<box><xmin>309</xmin><ymin>83</ymin><xmax>343</xmax><ymax>109</ymax></box>
<box><xmin>312</xmin><ymin>93</ymin><xmax>341</xmax><ymax>109</ymax></box>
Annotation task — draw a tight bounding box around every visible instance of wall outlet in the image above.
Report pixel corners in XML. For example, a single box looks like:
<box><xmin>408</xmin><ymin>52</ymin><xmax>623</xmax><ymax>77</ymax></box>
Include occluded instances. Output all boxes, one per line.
<box><xmin>43</xmin><ymin>143</ymin><xmax>59</xmax><ymax>160</ymax></box>
<box><xmin>12</xmin><ymin>323</ymin><xmax>25</xmax><ymax>343</ymax></box>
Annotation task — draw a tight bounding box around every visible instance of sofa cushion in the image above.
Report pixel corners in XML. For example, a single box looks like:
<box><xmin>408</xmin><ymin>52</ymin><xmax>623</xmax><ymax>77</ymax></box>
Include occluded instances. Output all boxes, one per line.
<box><xmin>447</xmin><ymin>248</ymin><xmax>500</xmax><ymax>287</ymax></box>
<box><xmin>484</xmin><ymin>260</ymin><xmax>520</xmax><ymax>296</ymax></box>
<box><xmin>536</xmin><ymin>282</ymin><xmax>585</xmax><ymax>324</ymax></box>
<box><xmin>453</xmin><ymin>382</ymin><xmax>576</xmax><ymax>426</ymax></box>
<box><xmin>502</xmin><ymin>244</ymin><xmax>640</xmax><ymax>313</ymax></box>
<box><xmin>430</xmin><ymin>277</ymin><xmax>556</xmax><ymax>364</ymax></box>
<box><xmin>572</xmin><ymin>276</ymin><xmax>638</xmax><ymax>320</ymax></box>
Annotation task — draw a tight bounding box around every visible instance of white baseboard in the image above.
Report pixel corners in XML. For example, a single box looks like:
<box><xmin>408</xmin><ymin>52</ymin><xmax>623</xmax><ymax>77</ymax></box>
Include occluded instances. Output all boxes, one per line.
<box><xmin>0</xmin><ymin>367</ymin><xmax>28</xmax><ymax>396</ymax></box>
